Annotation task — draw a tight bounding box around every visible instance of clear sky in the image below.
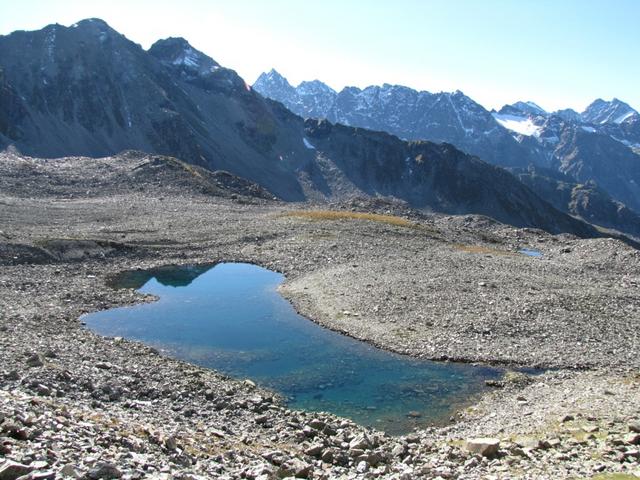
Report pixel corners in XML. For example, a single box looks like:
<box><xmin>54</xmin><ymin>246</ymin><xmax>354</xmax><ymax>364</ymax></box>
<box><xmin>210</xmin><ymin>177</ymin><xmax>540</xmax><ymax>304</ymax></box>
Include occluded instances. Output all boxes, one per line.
<box><xmin>1</xmin><ymin>0</ymin><xmax>638</xmax><ymax>112</ymax></box>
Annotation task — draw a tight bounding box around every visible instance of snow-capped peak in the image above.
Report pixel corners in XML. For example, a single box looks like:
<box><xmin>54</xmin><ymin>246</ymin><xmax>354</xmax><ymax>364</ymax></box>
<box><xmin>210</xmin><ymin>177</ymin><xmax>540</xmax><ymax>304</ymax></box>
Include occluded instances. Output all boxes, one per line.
<box><xmin>581</xmin><ymin>98</ymin><xmax>638</xmax><ymax>125</ymax></box>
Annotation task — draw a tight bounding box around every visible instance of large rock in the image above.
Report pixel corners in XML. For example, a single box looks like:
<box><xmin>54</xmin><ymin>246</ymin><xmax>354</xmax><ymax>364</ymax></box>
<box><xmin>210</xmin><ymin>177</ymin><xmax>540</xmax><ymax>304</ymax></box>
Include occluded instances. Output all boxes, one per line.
<box><xmin>465</xmin><ymin>438</ymin><xmax>501</xmax><ymax>457</ymax></box>
<box><xmin>349</xmin><ymin>433</ymin><xmax>372</xmax><ymax>451</ymax></box>
<box><xmin>0</xmin><ymin>461</ymin><xmax>31</xmax><ymax>480</ymax></box>
<box><xmin>86</xmin><ymin>463</ymin><xmax>122</xmax><ymax>480</ymax></box>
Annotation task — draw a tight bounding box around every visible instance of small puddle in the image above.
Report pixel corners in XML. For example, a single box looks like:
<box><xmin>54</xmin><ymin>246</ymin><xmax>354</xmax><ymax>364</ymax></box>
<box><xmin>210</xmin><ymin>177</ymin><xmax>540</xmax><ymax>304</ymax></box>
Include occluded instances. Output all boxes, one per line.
<box><xmin>84</xmin><ymin>263</ymin><xmax>502</xmax><ymax>434</ymax></box>
<box><xmin>519</xmin><ymin>248</ymin><xmax>543</xmax><ymax>257</ymax></box>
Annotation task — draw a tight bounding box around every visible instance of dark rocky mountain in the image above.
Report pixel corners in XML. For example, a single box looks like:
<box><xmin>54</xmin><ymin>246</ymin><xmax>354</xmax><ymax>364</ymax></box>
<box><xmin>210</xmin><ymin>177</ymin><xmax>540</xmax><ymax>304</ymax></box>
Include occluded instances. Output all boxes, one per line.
<box><xmin>301</xmin><ymin>118</ymin><xmax>597</xmax><ymax>237</ymax></box>
<box><xmin>254</xmin><ymin>71</ymin><xmax>640</xmax><ymax>233</ymax></box>
<box><xmin>0</xmin><ymin>19</ymin><xmax>608</xmax><ymax>237</ymax></box>
<box><xmin>513</xmin><ymin>167</ymin><xmax>640</xmax><ymax>238</ymax></box>
<box><xmin>0</xmin><ymin>19</ymin><xmax>311</xmax><ymax>200</ymax></box>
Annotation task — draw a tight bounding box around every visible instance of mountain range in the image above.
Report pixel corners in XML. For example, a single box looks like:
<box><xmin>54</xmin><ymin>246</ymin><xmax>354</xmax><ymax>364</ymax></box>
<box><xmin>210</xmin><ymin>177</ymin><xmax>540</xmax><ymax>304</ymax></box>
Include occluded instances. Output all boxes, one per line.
<box><xmin>254</xmin><ymin>70</ymin><xmax>640</xmax><ymax>236</ymax></box>
<box><xmin>0</xmin><ymin>19</ymin><xmax>631</xmax><ymax>239</ymax></box>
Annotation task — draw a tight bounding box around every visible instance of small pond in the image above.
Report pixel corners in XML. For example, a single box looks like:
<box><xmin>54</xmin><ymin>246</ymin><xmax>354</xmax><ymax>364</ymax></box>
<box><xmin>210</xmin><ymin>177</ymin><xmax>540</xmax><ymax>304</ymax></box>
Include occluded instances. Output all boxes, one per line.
<box><xmin>84</xmin><ymin>263</ymin><xmax>502</xmax><ymax>434</ymax></box>
<box><xmin>519</xmin><ymin>248</ymin><xmax>543</xmax><ymax>257</ymax></box>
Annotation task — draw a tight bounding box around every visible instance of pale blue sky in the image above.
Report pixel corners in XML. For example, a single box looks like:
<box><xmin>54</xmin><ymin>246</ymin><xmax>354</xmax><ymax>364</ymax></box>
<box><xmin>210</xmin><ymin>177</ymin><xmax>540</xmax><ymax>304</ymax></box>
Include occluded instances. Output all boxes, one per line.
<box><xmin>1</xmin><ymin>0</ymin><xmax>638</xmax><ymax>112</ymax></box>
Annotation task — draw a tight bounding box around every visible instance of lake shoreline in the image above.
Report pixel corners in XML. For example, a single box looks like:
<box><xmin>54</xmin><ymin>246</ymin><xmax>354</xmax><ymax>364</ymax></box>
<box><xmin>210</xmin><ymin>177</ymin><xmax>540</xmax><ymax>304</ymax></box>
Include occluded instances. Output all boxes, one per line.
<box><xmin>1</xmin><ymin>152</ymin><xmax>639</xmax><ymax>479</ymax></box>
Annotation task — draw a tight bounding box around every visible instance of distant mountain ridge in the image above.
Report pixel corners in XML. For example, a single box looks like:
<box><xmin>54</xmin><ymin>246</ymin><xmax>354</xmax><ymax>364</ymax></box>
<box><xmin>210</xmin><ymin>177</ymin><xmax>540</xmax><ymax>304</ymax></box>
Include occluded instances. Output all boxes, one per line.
<box><xmin>0</xmin><ymin>19</ymin><xmax>617</xmax><ymax>238</ymax></box>
<box><xmin>254</xmin><ymin>70</ymin><xmax>640</xmax><ymax>236</ymax></box>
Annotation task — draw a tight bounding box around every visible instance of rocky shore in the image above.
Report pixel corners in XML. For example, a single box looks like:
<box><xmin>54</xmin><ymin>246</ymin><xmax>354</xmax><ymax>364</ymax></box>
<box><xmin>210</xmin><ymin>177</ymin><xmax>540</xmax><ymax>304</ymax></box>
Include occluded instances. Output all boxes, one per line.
<box><xmin>1</xmin><ymin>152</ymin><xmax>639</xmax><ymax>479</ymax></box>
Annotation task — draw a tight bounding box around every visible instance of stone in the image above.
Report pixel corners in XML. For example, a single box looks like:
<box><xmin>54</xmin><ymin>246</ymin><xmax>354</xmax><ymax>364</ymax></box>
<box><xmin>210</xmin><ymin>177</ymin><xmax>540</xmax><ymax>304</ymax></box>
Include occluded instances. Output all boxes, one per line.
<box><xmin>560</xmin><ymin>414</ymin><xmax>575</xmax><ymax>423</ymax></box>
<box><xmin>466</xmin><ymin>438</ymin><xmax>500</xmax><ymax>458</ymax></box>
<box><xmin>25</xmin><ymin>354</ymin><xmax>43</xmax><ymax>368</ymax></box>
<box><xmin>255</xmin><ymin>415</ymin><xmax>269</xmax><ymax>425</ymax></box>
<box><xmin>1</xmin><ymin>421</ymin><xmax>28</xmax><ymax>441</ymax></box>
<box><xmin>277</xmin><ymin>459</ymin><xmax>310</xmax><ymax>478</ymax></box>
<box><xmin>484</xmin><ymin>380</ymin><xmax>504</xmax><ymax>388</ymax></box>
<box><xmin>60</xmin><ymin>465</ymin><xmax>83</xmax><ymax>479</ymax></box>
<box><xmin>515</xmin><ymin>437</ymin><xmax>542</xmax><ymax>450</ymax></box>
<box><xmin>0</xmin><ymin>461</ymin><xmax>31</xmax><ymax>480</ymax></box>
<box><xmin>304</xmin><ymin>443</ymin><xmax>324</xmax><ymax>457</ymax></box>
<box><xmin>629</xmin><ymin>422</ymin><xmax>640</xmax><ymax>433</ymax></box>
<box><xmin>165</xmin><ymin>435</ymin><xmax>178</xmax><ymax>451</ymax></box>
<box><xmin>349</xmin><ymin>434</ymin><xmax>372</xmax><ymax>451</ymax></box>
<box><xmin>391</xmin><ymin>444</ymin><xmax>406</xmax><ymax>458</ymax></box>
<box><xmin>86</xmin><ymin>463</ymin><xmax>122</xmax><ymax>479</ymax></box>
<box><xmin>308</xmin><ymin>419</ymin><xmax>325</xmax><ymax>430</ymax></box>
<box><xmin>320</xmin><ymin>449</ymin><xmax>334</xmax><ymax>463</ymax></box>
<box><xmin>624</xmin><ymin>433</ymin><xmax>640</xmax><ymax>445</ymax></box>
<box><xmin>356</xmin><ymin>460</ymin><xmax>368</xmax><ymax>473</ymax></box>
<box><xmin>544</xmin><ymin>438</ymin><xmax>562</xmax><ymax>449</ymax></box>
<box><xmin>16</xmin><ymin>471</ymin><xmax>55</xmax><ymax>480</ymax></box>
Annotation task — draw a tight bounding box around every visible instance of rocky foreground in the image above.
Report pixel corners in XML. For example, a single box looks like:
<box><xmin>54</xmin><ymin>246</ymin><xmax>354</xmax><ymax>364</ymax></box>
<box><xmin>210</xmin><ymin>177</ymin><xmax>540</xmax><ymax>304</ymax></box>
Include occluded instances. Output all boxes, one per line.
<box><xmin>1</xmin><ymin>151</ymin><xmax>639</xmax><ymax>479</ymax></box>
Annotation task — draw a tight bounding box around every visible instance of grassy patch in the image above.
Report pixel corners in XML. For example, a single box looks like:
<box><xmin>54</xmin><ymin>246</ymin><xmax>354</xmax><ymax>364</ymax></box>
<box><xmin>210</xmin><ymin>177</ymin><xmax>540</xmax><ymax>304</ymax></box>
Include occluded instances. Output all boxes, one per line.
<box><xmin>281</xmin><ymin>210</ymin><xmax>421</xmax><ymax>229</ymax></box>
<box><xmin>452</xmin><ymin>243</ymin><xmax>515</xmax><ymax>256</ymax></box>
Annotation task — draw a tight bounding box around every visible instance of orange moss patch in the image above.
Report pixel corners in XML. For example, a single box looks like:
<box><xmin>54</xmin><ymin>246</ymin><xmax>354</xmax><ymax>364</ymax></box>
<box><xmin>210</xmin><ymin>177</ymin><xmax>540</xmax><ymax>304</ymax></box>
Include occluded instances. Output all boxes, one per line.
<box><xmin>280</xmin><ymin>210</ymin><xmax>419</xmax><ymax>229</ymax></box>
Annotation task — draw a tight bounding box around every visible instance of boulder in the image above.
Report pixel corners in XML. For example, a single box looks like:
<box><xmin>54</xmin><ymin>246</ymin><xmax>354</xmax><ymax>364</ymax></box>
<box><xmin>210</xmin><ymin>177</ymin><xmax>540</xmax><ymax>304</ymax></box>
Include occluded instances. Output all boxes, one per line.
<box><xmin>349</xmin><ymin>433</ymin><xmax>372</xmax><ymax>451</ymax></box>
<box><xmin>86</xmin><ymin>463</ymin><xmax>122</xmax><ymax>480</ymax></box>
<box><xmin>0</xmin><ymin>461</ymin><xmax>31</xmax><ymax>480</ymax></box>
<box><xmin>465</xmin><ymin>438</ymin><xmax>500</xmax><ymax>457</ymax></box>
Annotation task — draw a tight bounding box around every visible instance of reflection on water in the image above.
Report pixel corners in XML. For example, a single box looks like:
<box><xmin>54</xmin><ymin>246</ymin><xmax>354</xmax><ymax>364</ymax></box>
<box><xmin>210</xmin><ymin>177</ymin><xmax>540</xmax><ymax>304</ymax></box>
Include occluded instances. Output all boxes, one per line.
<box><xmin>86</xmin><ymin>263</ymin><xmax>502</xmax><ymax>434</ymax></box>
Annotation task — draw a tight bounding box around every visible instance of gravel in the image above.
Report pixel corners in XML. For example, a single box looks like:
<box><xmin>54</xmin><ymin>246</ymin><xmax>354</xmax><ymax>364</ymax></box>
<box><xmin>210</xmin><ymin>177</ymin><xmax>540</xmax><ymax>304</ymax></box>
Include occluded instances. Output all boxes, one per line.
<box><xmin>1</xmin><ymin>151</ymin><xmax>639</xmax><ymax>478</ymax></box>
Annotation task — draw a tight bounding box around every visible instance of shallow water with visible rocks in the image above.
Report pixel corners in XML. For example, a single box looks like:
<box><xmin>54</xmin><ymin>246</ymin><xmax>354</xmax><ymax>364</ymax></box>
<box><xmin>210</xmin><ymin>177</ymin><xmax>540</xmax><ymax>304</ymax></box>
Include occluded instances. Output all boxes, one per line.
<box><xmin>85</xmin><ymin>262</ymin><xmax>502</xmax><ymax>434</ymax></box>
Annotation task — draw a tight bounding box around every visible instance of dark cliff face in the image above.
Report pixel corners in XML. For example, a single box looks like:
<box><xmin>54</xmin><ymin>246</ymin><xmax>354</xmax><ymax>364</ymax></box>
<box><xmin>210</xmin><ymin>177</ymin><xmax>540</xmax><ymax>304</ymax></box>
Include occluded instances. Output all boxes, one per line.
<box><xmin>0</xmin><ymin>19</ymin><xmax>604</xmax><ymax>238</ymax></box>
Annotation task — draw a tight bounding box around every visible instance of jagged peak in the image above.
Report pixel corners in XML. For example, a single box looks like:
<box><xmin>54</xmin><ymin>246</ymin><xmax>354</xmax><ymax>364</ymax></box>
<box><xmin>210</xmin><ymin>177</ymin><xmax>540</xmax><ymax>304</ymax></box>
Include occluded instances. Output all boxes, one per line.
<box><xmin>254</xmin><ymin>69</ymin><xmax>294</xmax><ymax>89</ymax></box>
<box><xmin>582</xmin><ymin>97</ymin><xmax>638</xmax><ymax>124</ymax></box>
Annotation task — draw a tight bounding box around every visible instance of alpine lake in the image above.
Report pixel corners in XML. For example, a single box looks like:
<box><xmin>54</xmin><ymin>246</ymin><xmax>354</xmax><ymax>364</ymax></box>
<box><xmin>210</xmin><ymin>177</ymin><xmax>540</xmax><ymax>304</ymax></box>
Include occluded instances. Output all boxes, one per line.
<box><xmin>84</xmin><ymin>263</ymin><xmax>504</xmax><ymax>435</ymax></box>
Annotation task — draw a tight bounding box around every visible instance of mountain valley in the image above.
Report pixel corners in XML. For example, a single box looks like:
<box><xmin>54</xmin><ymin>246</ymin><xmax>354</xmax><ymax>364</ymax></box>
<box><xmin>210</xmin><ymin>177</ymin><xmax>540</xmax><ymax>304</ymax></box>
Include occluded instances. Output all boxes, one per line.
<box><xmin>1</xmin><ymin>16</ymin><xmax>640</xmax><ymax>480</ymax></box>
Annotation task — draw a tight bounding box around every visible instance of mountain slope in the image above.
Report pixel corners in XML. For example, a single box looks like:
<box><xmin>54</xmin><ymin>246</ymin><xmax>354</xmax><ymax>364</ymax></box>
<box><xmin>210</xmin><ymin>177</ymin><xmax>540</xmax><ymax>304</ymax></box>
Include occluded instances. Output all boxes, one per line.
<box><xmin>513</xmin><ymin>167</ymin><xmax>640</xmax><ymax>238</ymax></box>
<box><xmin>254</xmin><ymin>70</ymin><xmax>640</xmax><ymax>228</ymax></box>
<box><xmin>0</xmin><ymin>19</ymin><xmax>311</xmax><ymax>200</ymax></box>
<box><xmin>254</xmin><ymin>71</ymin><xmax>538</xmax><ymax>169</ymax></box>
<box><xmin>301</xmin><ymin>118</ymin><xmax>598</xmax><ymax>236</ymax></box>
<box><xmin>0</xmin><ymin>19</ymin><xmax>605</xmax><ymax>237</ymax></box>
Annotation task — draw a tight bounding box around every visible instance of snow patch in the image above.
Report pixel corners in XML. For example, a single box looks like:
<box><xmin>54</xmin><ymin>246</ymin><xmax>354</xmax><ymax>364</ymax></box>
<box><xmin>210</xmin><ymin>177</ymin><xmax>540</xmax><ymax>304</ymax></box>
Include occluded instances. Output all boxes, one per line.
<box><xmin>615</xmin><ymin>111</ymin><xmax>635</xmax><ymax>124</ymax></box>
<box><xmin>492</xmin><ymin>113</ymin><xmax>542</xmax><ymax>137</ymax></box>
<box><xmin>303</xmin><ymin>138</ymin><xmax>316</xmax><ymax>150</ymax></box>
<box><xmin>581</xmin><ymin>126</ymin><xmax>596</xmax><ymax>133</ymax></box>
<box><xmin>173</xmin><ymin>47</ymin><xmax>201</xmax><ymax>69</ymax></box>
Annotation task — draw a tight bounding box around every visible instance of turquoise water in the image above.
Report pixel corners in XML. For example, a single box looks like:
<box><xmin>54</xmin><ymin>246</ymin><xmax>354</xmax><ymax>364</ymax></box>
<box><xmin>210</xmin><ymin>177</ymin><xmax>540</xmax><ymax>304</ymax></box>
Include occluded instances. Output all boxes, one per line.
<box><xmin>85</xmin><ymin>263</ymin><xmax>502</xmax><ymax>434</ymax></box>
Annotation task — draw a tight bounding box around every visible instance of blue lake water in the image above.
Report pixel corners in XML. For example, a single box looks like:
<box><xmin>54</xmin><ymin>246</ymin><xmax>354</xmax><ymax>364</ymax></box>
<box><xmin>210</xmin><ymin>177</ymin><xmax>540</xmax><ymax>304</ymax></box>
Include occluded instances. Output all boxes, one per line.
<box><xmin>519</xmin><ymin>248</ymin><xmax>543</xmax><ymax>257</ymax></box>
<box><xmin>84</xmin><ymin>263</ymin><xmax>502</xmax><ymax>434</ymax></box>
